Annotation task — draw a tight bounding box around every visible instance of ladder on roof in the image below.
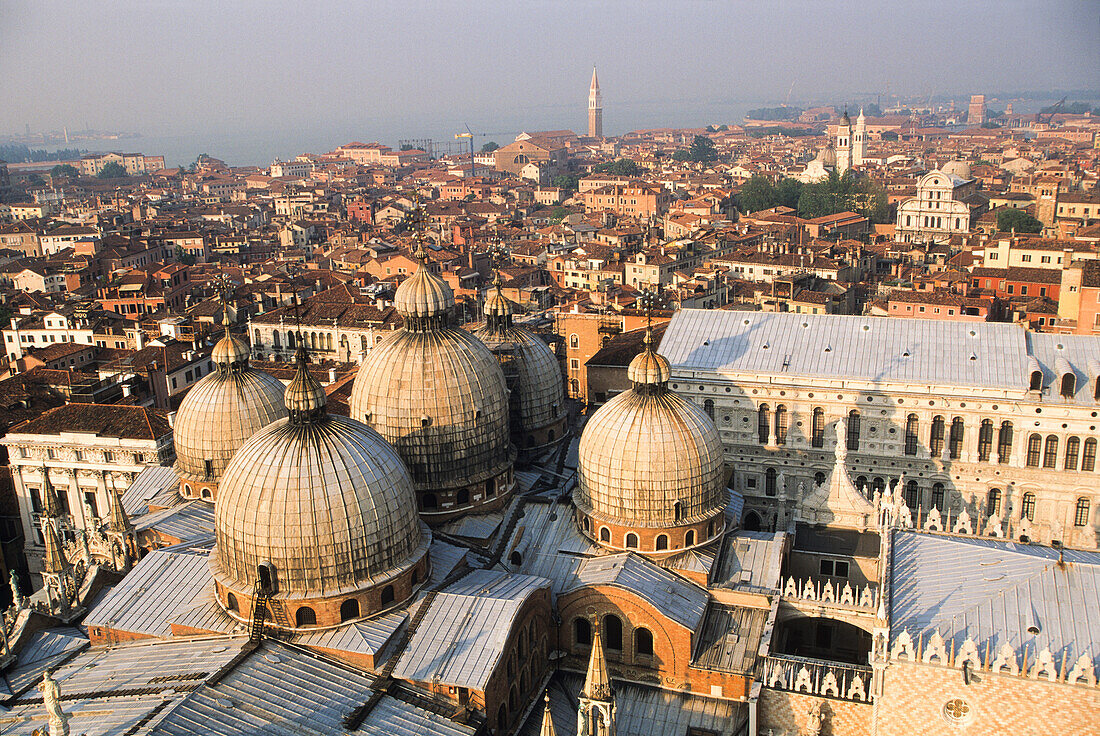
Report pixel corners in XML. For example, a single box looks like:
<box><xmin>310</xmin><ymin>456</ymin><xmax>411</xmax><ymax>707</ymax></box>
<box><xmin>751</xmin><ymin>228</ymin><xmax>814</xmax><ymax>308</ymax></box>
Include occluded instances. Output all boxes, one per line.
<box><xmin>249</xmin><ymin>581</ymin><xmax>268</xmax><ymax>642</ymax></box>
<box><xmin>267</xmin><ymin>597</ymin><xmax>291</xmax><ymax>629</ymax></box>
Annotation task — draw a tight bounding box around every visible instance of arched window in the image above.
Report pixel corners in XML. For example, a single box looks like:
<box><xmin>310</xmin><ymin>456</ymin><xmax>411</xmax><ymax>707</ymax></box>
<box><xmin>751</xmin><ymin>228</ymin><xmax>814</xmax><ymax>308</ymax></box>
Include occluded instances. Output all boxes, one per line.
<box><xmin>673</xmin><ymin>501</ymin><xmax>682</xmax><ymax>521</ymax></box>
<box><xmin>254</xmin><ymin>328</ymin><xmax>261</xmax><ymax>343</ymax></box>
<box><xmin>904</xmin><ymin>414</ymin><xmax>919</xmax><ymax>455</ymax></box>
<box><xmin>1026</xmin><ymin>434</ymin><xmax>1042</xmax><ymax>467</ymax></box>
<box><xmin>226</xmin><ymin>592</ymin><xmax>239</xmax><ymax>613</ymax></box>
<box><xmin>340</xmin><ymin>598</ymin><xmax>360</xmax><ymax>622</ymax></box>
<box><xmin>931</xmin><ymin>483</ymin><xmax>945</xmax><ymax>511</ymax></box>
<box><xmin>977</xmin><ymin>419</ymin><xmax>993</xmax><ymax>462</ymax></box>
<box><xmin>569</xmin><ymin>378</ymin><xmax>579</xmax><ymax>396</ymax></box>
<box><xmin>703</xmin><ymin>399</ymin><xmax>715</xmax><ymax>420</ymax></box>
<box><xmin>685</xmin><ymin>529</ymin><xmax>695</xmax><ymax>547</ymax></box>
<box><xmin>814</xmin><ymin>471</ymin><xmax>826</xmax><ymax>486</ymax></box>
<box><xmin>569</xmin><ymin>333</ymin><xmax>579</xmax><ymax>349</ymax></box>
<box><xmin>765</xmin><ymin>468</ymin><xmax>777</xmax><ymax>497</ymax></box>
<box><xmin>847</xmin><ymin>410</ymin><xmax>861</xmax><ymax>451</ymax></box>
<box><xmin>856</xmin><ymin>476</ymin><xmax>867</xmax><ymax>493</ymax></box>
<box><xmin>1075</xmin><ymin>498</ymin><xmax>1090</xmax><ymax>527</ymax></box>
<box><xmin>930</xmin><ymin>416</ymin><xmax>945</xmax><ymax>456</ymax></box>
<box><xmin>485</xmin><ymin>479</ymin><xmax>495</xmax><ymax>498</ymax></box>
<box><xmin>811</xmin><ymin>407</ymin><xmax>825</xmax><ymax>448</ymax></box>
<box><xmin>273</xmin><ymin>331</ymin><xmax>281</xmax><ymax>348</ymax></box>
<box><xmin>625</xmin><ymin>533</ymin><xmax>638</xmax><ymax>549</ymax></box>
<box><xmin>295</xmin><ymin>606</ymin><xmax>317</xmax><ymax>627</ymax></box>
<box><xmin>599</xmin><ymin>526</ymin><xmax>610</xmax><ymax>543</ymax></box>
<box><xmin>1043</xmin><ymin>435</ymin><xmax>1059</xmax><ymax>469</ymax></box>
<box><xmin>775</xmin><ymin>405</ymin><xmax>789</xmax><ymax>445</ymax></box>
<box><xmin>287</xmin><ymin>331</ymin><xmax>296</xmax><ymax>349</ymax></box>
<box><xmin>998</xmin><ymin>421</ymin><xmax>1013</xmax><ymax>463</ymax></box>
<box><xmin>949</xmin><ymin>418</ymin><xmax>964</xmax><ymax>459</ymax></box>
<box><xmin>574</xmin><ymin>617</ymin><xmax>592</xmax><ymax>646</ymax></box>
<box><xmin>1061</xmin><ymin>372</ymin><xmax>1076</xmax><ymax>398</ymax></box>
<box><xmin>1065</xmin><ymin>436</ymin><xmax>1080</xmax><ymax>471</ymax></box>
<box><xmin>603</xmin><ymin>615</ymin><xmax>623</xmax><ymax>651</ymax></box>
<box><xmin>1030</xmin><ymin>370</ymin><xmax>1043</xmax><ymax>391</ymax></box>
<box><xmin>987</xmin><ymin>488</ymin><xmax>1002</xmax><ymax>517</ymax></box>
<box><xmin>510</xmin><ymin>551</ymin><xmax>522</xmax><ymax>566</ymax></box>
<box><xmin>457</xmin><ymin>488</ymin><xmax>469</xmax><ymax>505</ymax></box>
<box><xmin>381</xmin><ymin>585</ymin><xmax>395</xmax><ymax>606</ymax></box>
<box><xmin>655</xmin><ymin>534</ymin><xmax>668</xmax><ymax>551</ymax></box>
<box><xmin>758</xmin><ymin>405</ymin><xmax>770</xmax><ymax>444</ymax></box>
<box><xmin>422</xmin><ymin>493</ymin><xmax>438</xmax><ymax>509</ymax></box>
<box><xmin>1021</xmin><ymin>492</ymin><xmax>1036</xmax><ymax>521</ymax></box>
<box><xmin>497</xmin><ymin>705</ymin><xmax>508</xmax><ymax>732</ymax></box>
<box><xmin>905</xmin><ymin>480</ymin><xmax>919</xmax><ymax>509</ymax></box>
<box><xmin>1084</xmin><ymin>439</ymin><xmax>1097</xmax><ymax>472</ymax></box>
<box><xmin>635</xmin><ymin>627</ymin><xmax>654</xmax><ymax>657</ymax></box>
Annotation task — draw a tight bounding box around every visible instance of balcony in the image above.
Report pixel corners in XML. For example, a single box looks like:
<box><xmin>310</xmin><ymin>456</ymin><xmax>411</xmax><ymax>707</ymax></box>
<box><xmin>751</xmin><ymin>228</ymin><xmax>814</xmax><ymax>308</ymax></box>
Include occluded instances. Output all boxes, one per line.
<box><xmin>762</xmin><ymin>653</ymin><xmax>873</xmax><ymax>703</ymax></box>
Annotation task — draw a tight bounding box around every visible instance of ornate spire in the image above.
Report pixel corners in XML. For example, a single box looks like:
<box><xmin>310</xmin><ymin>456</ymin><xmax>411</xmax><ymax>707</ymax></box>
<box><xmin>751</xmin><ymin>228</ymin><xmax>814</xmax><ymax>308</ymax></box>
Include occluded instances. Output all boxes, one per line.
<box><xmin>582</xmin><ymin>616</ymin><xmax>612</xmax><ymax>701</ymax></box>
<box><xmin>40</xmin><ymin>466</ymin><xmax>62</xmax><ymax>519</ymax></box>
<box><xmin>41</xmin><ymin>517</ymin><xmax>67</xmax><ymax>575</ymax></box>
<box><xmin>106</xmin><ymin>486</ymin><xmax>132</xmax><ymax>535</ymax></box>
<box><xmin>539</xmin><ymin>692</ymin><xmax>557</xmax><ymax>736</ymax></box>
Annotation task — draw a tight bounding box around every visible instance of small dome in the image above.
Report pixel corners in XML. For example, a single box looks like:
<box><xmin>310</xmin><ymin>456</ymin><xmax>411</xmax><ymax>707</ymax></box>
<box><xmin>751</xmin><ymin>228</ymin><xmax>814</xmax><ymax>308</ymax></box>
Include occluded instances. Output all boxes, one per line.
<box><xmin>483</xmin><ymin>276</ymin><xmax>514</xmax><ymax>319</ymax></box>
<box><xmin>173</xmin><ymin>331</ymin><xmax>287</xmax><ymax>494</ymax></box>
<box><xmin>819</xmin><ymin>143</ymin><xmax>837</xmax><ymax>168</ymax></box>
<box><xmin>211</xmin><ymin>331</ymin><xmax>250</xmax><ymax>368</ymax></box>
<box><xmin>283</xmin><ymin>347</ymin><xmax>327</xmax><ymax>418</ymax></box>
<box><xmin>628</xmin><ymin>349</ymin><xmax>671</xmax><ymax>385</ymax></box>
<box><xmin>394</xmin><ymin>258</ymin><xmax>454</xmax><ymax>319</ymax></box>
<box><xmin>941</xmin><ymin>160</ymin><xmax>971</xmax><ymax>180</ymax></box>
<box><xmin>577</xmin><ymin>339</ymin><xmax>726</xmax><ymax>550</ymax></box>
<box><xmin>213</xmin><ymin>357</ymin><xmax>428</xmax><ymax>608</ymax></box>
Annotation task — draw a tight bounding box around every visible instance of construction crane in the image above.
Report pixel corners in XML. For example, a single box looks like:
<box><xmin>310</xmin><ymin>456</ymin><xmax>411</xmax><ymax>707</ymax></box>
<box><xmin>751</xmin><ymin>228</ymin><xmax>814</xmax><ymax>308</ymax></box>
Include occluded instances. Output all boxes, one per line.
<box><xmin>1036</xmin><ymin>96</ymin><xmax>1067</xmax><ymax>126</ymax></box>
<box><xmin>455</xmin><ymin>126</ymin><xmax>515</xmax><ymax>177</ymax></box>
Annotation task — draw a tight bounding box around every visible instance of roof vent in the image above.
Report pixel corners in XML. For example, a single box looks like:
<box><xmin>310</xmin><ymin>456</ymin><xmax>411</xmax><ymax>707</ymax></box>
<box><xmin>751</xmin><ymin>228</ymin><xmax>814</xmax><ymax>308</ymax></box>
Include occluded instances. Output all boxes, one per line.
<box><xmin>1027</xmin><ymin>624</ymin><xmax>1041</xmax><ymax>636</ymax></box>
<box><xmin>969</xmin><ymin>353</ymin><xmax>977</xmax><ymax>361</ymax></box>
<box><xmin>824</xmin><ymin>345</ymin><xmax>832</xmax><ymax>353</ymax></box>
<box><xmin>862</xmin><ymin>324</ymin><xmax>870</xmax><ymax>331</ymax></box>
<box><xmin>969</xmin><ymin>329</ymin><xmax>977</xmax><ymax>337</ymax></box>
<box><xmin>762</xmin><ymin>342</ymin><xmax>770</xmax><ymax>350</ymax></box>
<box><xmin>902</xmin><ymin>350</ymin><xmax>911</xmax><ymax>358</ymax></box>
<box><xmin>703</xmin><ymin>340</ymin><xmax>710</xmax><ymax>346</ymax></box>
<box><xmin>743</xmin><ymin>319</ymin><xmax>750</xmax><ymax>325</ymax></box>
<box><xmin>801</xmin><ymin>322</ymin><xmax>809</xmax><ymax>328</ymax></box>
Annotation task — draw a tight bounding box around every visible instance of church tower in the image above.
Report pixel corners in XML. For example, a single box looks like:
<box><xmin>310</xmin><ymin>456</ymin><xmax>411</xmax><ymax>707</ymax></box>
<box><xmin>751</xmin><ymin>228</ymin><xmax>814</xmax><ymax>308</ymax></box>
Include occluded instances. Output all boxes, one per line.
<box><xmin>588</xmin><ymin>67</ymin><xmax>603</xmax><ymax>139</ymax></box>
<box><xmin>577</xmin><ymin>616</ymin><xmax>615</xmax><ymax>736</ymax></box>
<box><xmin>853</xmin><ymin>107</ymin><xmax>867</xmax><ymax>167</ymax></box>
<box><xmin>836</xmin><ymin>108</ymin><xmax>852</xmax><ymax>173</ymax></box>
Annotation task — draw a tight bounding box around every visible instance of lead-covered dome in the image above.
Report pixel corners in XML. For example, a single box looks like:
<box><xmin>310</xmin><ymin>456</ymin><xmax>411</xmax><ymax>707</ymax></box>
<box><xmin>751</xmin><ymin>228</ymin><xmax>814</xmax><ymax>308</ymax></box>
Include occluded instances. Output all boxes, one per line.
<box><xmin>474</xmin><ymin>276</ymin><xmax>567</xmax><ymax>458</ymax></box>
<box><xmin>576</xmin><ymin>328</ymin><xmax>726</xmax><ymax>556</ymax></box>
<box><xmin>349</xmin><ymin>247</ymin><xmax>515</xmax><ymax>522</ymax></box>
<box><xmin>173</xmin><ymin>327</ymin><xmax>287</xmax><ymax>502</ymax></box>
<box><xmin>941</xmin><ymin>159</ymin><xmax>971</xmax><ymax>180</ymax></box>
<box><xmin>212</xmin><ymin>348</ymin><xmax>429</xmax><ymax>629</ymax></box>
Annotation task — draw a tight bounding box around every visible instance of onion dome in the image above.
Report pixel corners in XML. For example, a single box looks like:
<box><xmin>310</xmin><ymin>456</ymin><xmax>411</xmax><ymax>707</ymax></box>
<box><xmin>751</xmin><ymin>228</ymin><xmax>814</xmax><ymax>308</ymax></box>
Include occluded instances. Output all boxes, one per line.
<box><xmin>474</xmin><ymin>275</ymin><xmax>567</xmax><ymax>457</ymax></box>
<box><xmin>576</xmin><ymin>326</ymin><xmax>726</xmax><ymax>556</ymax></box>
<box><xmin>350</xmin><ymin>249</ymin><xmax>515</xmax><ymax>522</ymax></box>
<box><xmin>173</xmin><ymin>325</ymin><xmax>287</xmax><ymax>503</ymax></box>
<box><xmin>212</xmin><ymin>346</ymin><xmax>430</xmax><ymax>628</ymax></box>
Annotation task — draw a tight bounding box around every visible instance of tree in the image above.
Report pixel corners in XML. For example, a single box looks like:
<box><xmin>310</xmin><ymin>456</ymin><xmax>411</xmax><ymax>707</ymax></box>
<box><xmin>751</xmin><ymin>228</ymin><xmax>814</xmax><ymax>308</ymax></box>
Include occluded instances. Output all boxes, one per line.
<box><xmin>399</xmin><ymin>144</ymin><xmax>414</xmax><ymax>151</ymax></box>
<box><xmin>688</xmin><ymin>135</ymin><xmax>718</xmax><ymax>163</ymax></box>
<box><xmin>671</xmin><ymin>149</ymin><xmax>692</xmax><ymax>162</ymax></box>
<box><xmin>996</xmin><ymin>207</ymin><xmax>1043</xmax><ymax>234</ymax></box>
<box><xmin>775</xmin><ymin>178</ymin><xmax>804</xmax><ymax>209</ymax></box>
<box><xmin>550</xmin><ymin>206</ymin><xmax>569</xmax><ymax>223</ymax></box>
<box><xmin>26</xmin><ymin>173</ymin><xmax>45</xmax><ymax>186</ymax></box>
<box><xmin>736</xmin><ymin>175</ymin><xmax>777</xmax><ymax>214</ymax></box>
<box><xmin>797</xmin><ymin>169</ymin><xmax>889</xmax><ymax>223</ymax></box>
<box><xmin>593</xmin><ymin>159</ymin><xmax>640</xmax><ymax>177</ymax></box>
<box><xmin>50</xmin><ymin>164</ymin><xmax>79</xmax><ymax>178</ymax></box>
<box><xmin>98</xmin><ymin>161</ymin><xmax>127</xmax><ymax>178</ymax></box>
<box><xmin>551</xmin><ymin>173</ymin><xmax>580</xmax><ymax>191</ymax></box>
<box><xmin>480</xmin><ymin>141</ymin><xmax>499</xmax><ymax>152</ymax></box>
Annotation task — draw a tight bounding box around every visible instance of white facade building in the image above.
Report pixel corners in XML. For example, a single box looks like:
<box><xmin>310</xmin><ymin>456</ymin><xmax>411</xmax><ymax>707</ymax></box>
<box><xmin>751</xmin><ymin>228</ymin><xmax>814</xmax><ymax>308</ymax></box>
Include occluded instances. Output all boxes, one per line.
<box><xmin>895</xmin><ymin>166</ymin><xmax>979</xmax><ymax>244</ymax></box>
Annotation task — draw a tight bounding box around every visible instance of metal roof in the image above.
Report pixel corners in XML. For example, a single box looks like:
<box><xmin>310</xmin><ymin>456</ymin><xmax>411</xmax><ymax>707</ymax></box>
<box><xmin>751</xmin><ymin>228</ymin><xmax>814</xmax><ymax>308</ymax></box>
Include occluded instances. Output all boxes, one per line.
<box><xmin>133</xmin><ymin>501</ymin><xmax>215</xmax><ymax>542</ymax></box>
<box><xmin>659</xmin><ymin>309</ymin><xmax>1040</xmax><ymax>390</ymax></box>
<box><xmin>122</xmin><ymin>465</ymin><xmax>182</xmax><ymax>516</ymax></box>
<box><xmin>565</xmin><ymin>553</ymin><xmax>709</xmax><ymax>632</ymax></box>
<box><xmin>392</xmin><ymin>570</ymin><xmax>550</xmax><ymax>691</ymax></box>
<box><xmin>152</xmin><ymin>640</ymin><xmax>475</xmax><ymax>736</ymax></box>
<box><xmin>890</xmin><ymin>530</ymin><xmax>1100</xmax><ymax>668</ymax></box>
<box><xmin>292</xmin><ymin>610</ymin><xmax>406</xmax><ymax>658</ymax></box>
<box><xmin>1</xmin><ymin>627</ymin><xmax>88</xmax><ymax>699</ymax></box>
<box><xmin>1027</xmin><ymin>332</ymin><xmax>1100</xmax><ymax>404</ymax></box>
<box><xmin>84</xmin><ymin>546</ymin><xmax>213</xmax><ymax>638</ymax></box>
<box><xmin>712</xmin><ymin>530</ymin><xmax>785</xmax><ymax>592</ymax></box>
<box><xmin>519</xmin><ymin>671</ymin><xmax>747</xmax><ymax>736</ymax></box>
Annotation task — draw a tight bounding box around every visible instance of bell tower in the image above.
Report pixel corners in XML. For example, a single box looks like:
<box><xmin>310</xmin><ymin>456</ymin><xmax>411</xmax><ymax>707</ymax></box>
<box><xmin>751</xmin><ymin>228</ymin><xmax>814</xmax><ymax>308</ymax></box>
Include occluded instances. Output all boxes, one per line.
<box><xmin>588</xmin><ymin>67</ymin><xmax>603</xmax><ymax>139</ymax></box>
<box><xmin>853</xmin><ymin>107</ymin><xmax>867</xmax><ymax>167</ymax></box>
<box><xmin>836</xmin><ymin>108</ymin><xmax>852</xmax><ymax>173</ymax></box>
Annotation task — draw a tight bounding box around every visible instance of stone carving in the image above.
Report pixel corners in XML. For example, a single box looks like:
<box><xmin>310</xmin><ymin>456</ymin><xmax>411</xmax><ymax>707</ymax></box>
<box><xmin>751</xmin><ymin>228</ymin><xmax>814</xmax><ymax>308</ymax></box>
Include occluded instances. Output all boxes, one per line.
<box><xmin>1031</xmin><ymin>647</ymin><xmax>1057</xmax><ymax>681</ymax></box>
<box><xmin>957</xmin><ymin>637</ymin><xmax>981</xmax><ymax>671</ymax></box>
<box><xmin>794</xmin><ymin>665</ymin><xmax>813</xmax><ymax>693</ymax></box>
<box><xmin>840</xmin><ymin>582</ymin><xmax>855</xmax><ymax>606</ymax></box>
<box><xmin>859</xmin><ymin>585</ymin><xmax>874</xmax><ymax>609</ymax></box>
<box><xmin>953</xmin><ymin>507</ymin><xmax>973</xmax><ymax>535</ymax></box>
<box><xmin>1067</xmin><ymin>653</ymin><xmax>1096</xmax><ymax>686</ymax></box>
<box><xmin>9</xmin><ymin>571</ymin><xmax>23</xmax><ymax>611</ymax></box>
<box><xmin>991</xmin><ymin>642</ymin><xmax>1019</xmax><ymax>675</ymax></box>
<box><xmin>891</xmin><ymin>630</ymin><xmax>915</xmax><ymax>661</ymax></box>
<box><xmin>922</xmin><ymin>631</ymin><xmax>947</xmax><ymax>664</ymax></box>
<box><xmin>847</xmin><ymin>673</ymin><xmax>866</xmax><ymax>701</ymax></box>
<box><xmin>805</xmin><ymin>701</ymin><xmax>824</xmax><ymax>736</ymax></box>
<box><xmin>924</xmin><ymin>505</ymin><xmax>943</xmax><ymax>532</ymax></box>
<box><xmin>820</xmin><ymin>671</ymin><xmax>839</xmax><ymax>697</ymax></box>
<box><xmin>40</xmin><ymin>670</ymin><xmax>69</xmax><ymax>736</ymax></box>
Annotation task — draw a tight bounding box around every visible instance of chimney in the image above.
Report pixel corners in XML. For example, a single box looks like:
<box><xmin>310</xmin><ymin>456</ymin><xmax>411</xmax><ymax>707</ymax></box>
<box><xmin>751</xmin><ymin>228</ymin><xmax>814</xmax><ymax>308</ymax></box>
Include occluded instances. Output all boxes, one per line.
<box><xmin>328</xmin><ymin>368</ymin><xmax>337</xmax><ymax>383</ymax></box>
<box><xmin>166</xmin><ymin>408</ymin><xmax>175</xmax><ymax>425</ymax></box>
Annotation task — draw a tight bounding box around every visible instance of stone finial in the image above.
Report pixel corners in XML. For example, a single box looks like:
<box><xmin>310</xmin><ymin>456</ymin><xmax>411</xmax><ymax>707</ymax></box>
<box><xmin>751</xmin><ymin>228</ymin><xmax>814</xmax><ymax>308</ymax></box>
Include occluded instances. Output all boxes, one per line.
<box><xmin>922</xmin><ymin>631</ymin><xmax>948</xmax><ymax>664</ymax></box>
<box><xmin>953</xmin><ymin>507</ymin><xmax>973</xmax><ymax>535</ymax></box>
<box><xmin>891</xmin><ymin>630</ymin><xmax>915</xmax><ymax>661</ymax></box>
<box><xmin>957</xmin><ymin>637</ymin><xmax>981</xmax><ymax>671</ymax></box>
<box><xmin>1031</xmin><ymin>647</ymin><xmax>1058</xmax><ymax>681</ymax></box>
<box><xmin>1068</xmin><ymin>654</ymin><xmax>1097</xmax><ymax>686</ymax></box>
<box><xmin>924</xmin><ymin>506</ymin><xmax>943</xmax><ymax>532</ymax></box>
<box><xmin>539</xmin><ymin>691</ymin><xmax>556</xmax><ymax>736</ymax></box>
<box><xmin>9</xmin><ymin>570</ymin><xmax>23</xmax><ymax>611</ymax></box>
<box><xmin>991</xmin><ymin>642</ymin><xmax>1019</xmax><ymax>675</ymax></box>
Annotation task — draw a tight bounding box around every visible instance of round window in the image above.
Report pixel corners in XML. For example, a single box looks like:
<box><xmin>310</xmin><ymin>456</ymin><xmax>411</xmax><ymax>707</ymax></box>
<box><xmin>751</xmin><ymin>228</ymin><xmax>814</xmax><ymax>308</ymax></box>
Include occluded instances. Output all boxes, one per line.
<box><xmin>942</xmin><ymin>698</ymin><xmax>971</xmax><ymax>725</ymax></box>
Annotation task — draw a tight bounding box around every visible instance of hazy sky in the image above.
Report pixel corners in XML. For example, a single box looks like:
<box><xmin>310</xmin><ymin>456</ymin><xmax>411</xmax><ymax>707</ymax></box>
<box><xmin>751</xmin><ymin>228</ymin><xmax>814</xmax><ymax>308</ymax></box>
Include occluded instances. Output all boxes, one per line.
<box><xmin>2</xmin><ymin>0</ymin><xmax>1097</xmax><ymax>139</ymax></box>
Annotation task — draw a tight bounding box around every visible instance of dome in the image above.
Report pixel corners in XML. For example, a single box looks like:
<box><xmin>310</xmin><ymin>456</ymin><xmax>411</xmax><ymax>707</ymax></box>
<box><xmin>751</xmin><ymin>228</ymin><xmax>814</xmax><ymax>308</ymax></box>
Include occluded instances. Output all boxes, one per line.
<box><xmin>819</xmin><ymin>143</ymin><xmax>837</xmax><ymax>168</ymax></box>
<box><xmin>213</xmin><ymin>350</ymin><xmax>429</xmax><ymax>626</ymax></box>
<box><xmin>350</xmin><ymin>256</ymin><xmax>515</xmax><ymax>520</ymax></box>
<box><xmin>576</xmin><ymin>331</ymin><xmax>726</xmax><ymax>554</ymax></box>
<box><xmin>941</xmin><ymin>159</ymin><xmax>971</xmax><ymax>180</ymax></box>
<box><xmin>474</xmin><ymin>278</ymin><xmax>567</xmax><ymax>454</ymax></box>
<box><xmin>173</xmin><ymin>329</ymin><xmax>288</xmax><ymax>501</ymax></box>
<box><xmin>393</xmin><ymin>246</ymin><xmax>455</xmax><ymax>320</ymax></box>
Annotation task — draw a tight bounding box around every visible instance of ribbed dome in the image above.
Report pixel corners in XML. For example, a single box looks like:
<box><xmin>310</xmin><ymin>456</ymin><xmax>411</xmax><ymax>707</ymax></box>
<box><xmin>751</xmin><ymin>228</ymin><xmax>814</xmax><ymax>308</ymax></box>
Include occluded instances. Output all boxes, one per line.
<box><xmin>941</xmin><ymin>160</ymin><xmax>971</xmax><ymax>180</ymax></box>
<box><xmin>213</xmin><ymin>359</ymin><xmax>426</xmax><ymax>599</ymax></box>
<box><xmin>475</xmin><ymin>321</ymin><xmax>566</xmax><ymax>439</ymax></box>
<box><xmin>349</xmin><ymin>327</ymin><xmax>513</xmax><ymax>491</ymax></box>
<box><xmin>819</xmin><ymin>143</ymin><xmax>837</xmax><ymax>168</ymax></box>
<box><xmin>577</xmin><ymin>344</ymin><xmax>725</xmax><ymax>534</ymax></box>
<box><xmin>173</xmin><ymin>331</ymin><xmax>287</xmax><ymax>488</ymax></box>
<box><xmin>394</xmin><ymin>261</ymin><xmax>454</xmax><ymax>318</ymax></box>
<box><xmin>627</xmin><ymin>349</ymin><xmax>671</xmax><ymax>385</ymax></box>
